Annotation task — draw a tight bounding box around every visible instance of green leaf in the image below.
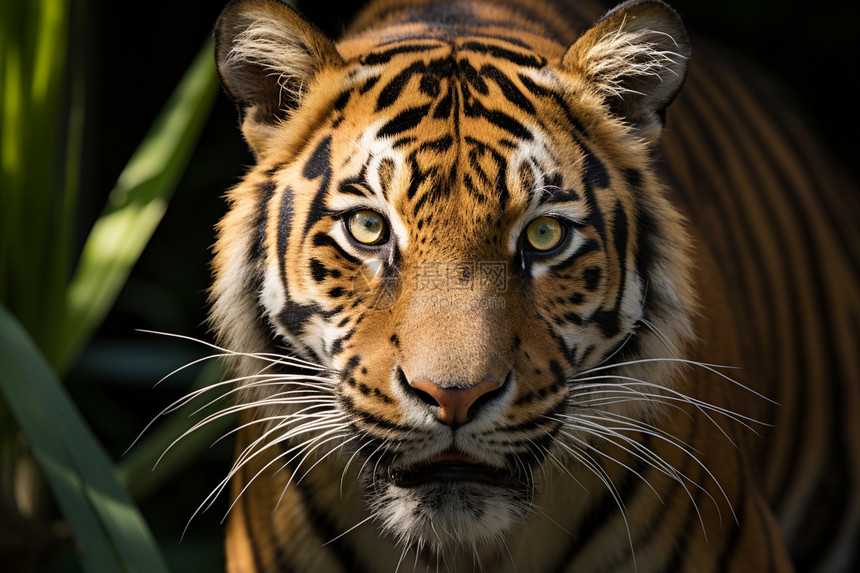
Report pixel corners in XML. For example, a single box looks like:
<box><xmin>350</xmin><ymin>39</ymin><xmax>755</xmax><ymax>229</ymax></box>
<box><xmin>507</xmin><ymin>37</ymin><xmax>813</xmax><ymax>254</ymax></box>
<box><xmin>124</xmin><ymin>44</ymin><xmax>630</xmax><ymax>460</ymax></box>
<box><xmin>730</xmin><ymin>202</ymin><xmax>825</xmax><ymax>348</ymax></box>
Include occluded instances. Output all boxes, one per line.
<box><xmin>0</xmin><ymin>303</ymin><xmax>169</xmax><ymax>573</ymax></box>
<box><xmin>54</xmin><ymin>38</ymin><xmax>220</xmax><ymax>372</ymax></box>
<box><xmin>0</xmin><ymin>0</ymin><xmax>72</xmax><ymax>351</ymax></box>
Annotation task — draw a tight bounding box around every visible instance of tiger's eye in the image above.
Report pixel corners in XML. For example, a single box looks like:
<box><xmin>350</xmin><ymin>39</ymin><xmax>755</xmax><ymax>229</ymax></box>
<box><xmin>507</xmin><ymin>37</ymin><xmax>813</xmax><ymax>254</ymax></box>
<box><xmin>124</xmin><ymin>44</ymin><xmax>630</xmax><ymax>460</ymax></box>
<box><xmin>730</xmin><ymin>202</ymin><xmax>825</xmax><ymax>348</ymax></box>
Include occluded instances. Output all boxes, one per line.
<box><xmin>347</xmin><ymin>210</ymin><xmax>387</xmax><ymax>245</ymax></box>
<box><xmin>525</xmin><ymin>217</ymin><xmax>564</xmax><ymax>251</ymax></box>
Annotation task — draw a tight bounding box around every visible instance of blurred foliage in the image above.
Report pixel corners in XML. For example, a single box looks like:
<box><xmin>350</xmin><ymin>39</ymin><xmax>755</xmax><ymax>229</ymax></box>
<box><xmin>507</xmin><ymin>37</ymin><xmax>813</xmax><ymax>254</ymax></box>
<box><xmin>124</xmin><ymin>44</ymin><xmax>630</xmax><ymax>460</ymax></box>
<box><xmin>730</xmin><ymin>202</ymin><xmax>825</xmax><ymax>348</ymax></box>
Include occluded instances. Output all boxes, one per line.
<box><xmin>0</xmin><ymin>0</ymin><xmax>231</xmax><ymax>570</ymax></box>
<box><xmin>0</xmin><ymin>306</ymin><xmax>168</xmax><ymax>573</ymax></box>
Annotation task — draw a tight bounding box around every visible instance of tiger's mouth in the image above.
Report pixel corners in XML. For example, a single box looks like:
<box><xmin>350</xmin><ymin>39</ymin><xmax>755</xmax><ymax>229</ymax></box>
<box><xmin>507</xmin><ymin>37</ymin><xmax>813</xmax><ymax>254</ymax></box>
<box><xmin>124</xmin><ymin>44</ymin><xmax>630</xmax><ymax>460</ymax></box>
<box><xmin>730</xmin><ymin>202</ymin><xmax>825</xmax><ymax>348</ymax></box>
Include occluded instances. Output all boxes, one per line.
<box><xmin>387</xmin><ymin>448</ymin><xmax>516</xmax><ymax>488</ymax></box>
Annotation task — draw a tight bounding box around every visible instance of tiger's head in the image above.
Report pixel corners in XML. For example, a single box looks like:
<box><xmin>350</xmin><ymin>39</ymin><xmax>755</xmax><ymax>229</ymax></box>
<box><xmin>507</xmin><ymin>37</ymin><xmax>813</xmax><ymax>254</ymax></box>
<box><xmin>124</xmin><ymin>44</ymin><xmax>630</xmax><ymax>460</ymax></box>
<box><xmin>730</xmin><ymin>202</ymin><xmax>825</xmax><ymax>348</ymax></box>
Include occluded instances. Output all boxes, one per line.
<box><xmin>211</xmin><ymin>0</ymin><xmax>694</xmax><ymax>553</ymax></box>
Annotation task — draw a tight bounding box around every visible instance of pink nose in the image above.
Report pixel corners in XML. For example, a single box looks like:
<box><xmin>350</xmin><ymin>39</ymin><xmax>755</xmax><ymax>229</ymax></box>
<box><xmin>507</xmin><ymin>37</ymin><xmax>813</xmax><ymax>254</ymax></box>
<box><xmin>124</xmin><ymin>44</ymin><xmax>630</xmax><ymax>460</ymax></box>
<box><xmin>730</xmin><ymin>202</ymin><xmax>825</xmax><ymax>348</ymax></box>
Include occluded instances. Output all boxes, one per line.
<box><xmin>409</xmin><ymin>379</ymin><xmax>502</xmax><ymax>427</ymax></box>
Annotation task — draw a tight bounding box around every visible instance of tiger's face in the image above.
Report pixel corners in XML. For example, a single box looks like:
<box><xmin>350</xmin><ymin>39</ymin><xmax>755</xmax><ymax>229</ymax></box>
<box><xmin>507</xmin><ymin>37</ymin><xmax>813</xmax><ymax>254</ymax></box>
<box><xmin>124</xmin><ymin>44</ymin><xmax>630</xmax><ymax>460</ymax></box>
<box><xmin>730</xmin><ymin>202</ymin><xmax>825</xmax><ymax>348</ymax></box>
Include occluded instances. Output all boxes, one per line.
<box><xmin>212</xmin><ymin>0</ymin><xmax>694</xmax><ymax>553</ymax></box>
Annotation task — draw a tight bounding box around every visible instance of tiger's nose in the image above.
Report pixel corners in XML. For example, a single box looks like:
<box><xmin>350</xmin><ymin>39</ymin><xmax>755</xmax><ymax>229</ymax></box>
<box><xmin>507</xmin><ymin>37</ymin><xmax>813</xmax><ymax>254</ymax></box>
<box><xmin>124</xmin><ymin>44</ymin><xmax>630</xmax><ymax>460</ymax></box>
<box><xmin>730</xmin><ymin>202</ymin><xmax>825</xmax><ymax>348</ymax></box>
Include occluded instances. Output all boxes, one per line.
<box><xmin>408</xmin><ymin>378</ymin><xmax>503</xmax><ymax>427</ymax></box>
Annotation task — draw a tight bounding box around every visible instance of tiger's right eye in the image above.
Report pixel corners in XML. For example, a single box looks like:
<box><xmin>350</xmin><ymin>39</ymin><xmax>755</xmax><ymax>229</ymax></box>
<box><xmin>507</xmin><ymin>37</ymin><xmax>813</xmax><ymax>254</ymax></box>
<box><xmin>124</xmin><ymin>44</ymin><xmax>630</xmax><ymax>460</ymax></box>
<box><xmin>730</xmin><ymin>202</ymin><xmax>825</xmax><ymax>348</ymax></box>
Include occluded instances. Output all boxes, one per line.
<box><xmin>347</xmin><ymin>210</ymin><xmax>387</xmax><ymax>245</ymax></box>
<box><xmin>524</xmin><ymin>216</ymin><xmax>564</xmax><ymax>252</ymax></box>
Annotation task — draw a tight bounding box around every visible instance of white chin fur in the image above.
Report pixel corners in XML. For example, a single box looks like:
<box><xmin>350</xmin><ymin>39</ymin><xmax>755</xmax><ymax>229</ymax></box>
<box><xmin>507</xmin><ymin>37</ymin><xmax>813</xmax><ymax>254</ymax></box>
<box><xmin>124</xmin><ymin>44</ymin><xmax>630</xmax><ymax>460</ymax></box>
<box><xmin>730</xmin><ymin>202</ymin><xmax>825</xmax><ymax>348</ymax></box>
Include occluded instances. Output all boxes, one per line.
<box><xmin>373</xmin><ymin>482</ymin><xmax>527</xmax><ymax>551</ymax></box>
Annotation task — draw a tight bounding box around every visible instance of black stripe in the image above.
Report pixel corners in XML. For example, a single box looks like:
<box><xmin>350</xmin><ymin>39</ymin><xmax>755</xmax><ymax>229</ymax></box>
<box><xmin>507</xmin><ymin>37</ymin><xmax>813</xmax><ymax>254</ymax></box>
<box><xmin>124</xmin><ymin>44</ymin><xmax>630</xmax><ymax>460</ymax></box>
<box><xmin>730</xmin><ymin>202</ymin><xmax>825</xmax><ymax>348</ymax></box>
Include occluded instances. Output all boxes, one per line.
<box><xmin>377</xmin><ymin>104</ymin><xmax>431</xmax><ymax>138</ymax></box>
<box><xmin>417</xmin><ymin>134</ymin><xmax>454</xmax><ymax>153</ymax></box>
<box><xmin>583</xmin><ymin>151</ymin><xmax>610</xmax><ymax>190</ymax></box>
<box><xmin>433</xmin><ymin>86</ymin><xmax>453</xmax><ymax>118</ymax></box>
<box><xmin>512</xmin><ymin>365</ymin><xmax>566</xmax><ymax>407</ymax></box>
<box><xmin>591</xmin><ymin>202</ymin><xmax>629</xmax><ymax>339</ymax></box>
<box><xmin>459</xmin><ymin>58</ymin><xmax>488</xmax><ymax>94</ymax></box>
<box><xmin>536</xmin><ymin>189</ymin><xmax>582</xmax><ymax>206</ymax></box>
<box><xmin>253</xmin><ymin>181</ymin><xmax>276</xmax><ymax>260</ymax></box>
<box><xmin>376</xmin><ymin>61</ymin><xmax>426</xmax><ymax>110</ymax></box>
<box><xmin>359</xmin><ymin>75</ymin><xmax>380</xmax><ymax>94</ymax></box>
<box><xmin>484</xmin><ymin>107</ymin><xmax>532</xmax><ymax>140</ymax></box>
<box><xmin>581</xmin><ymin>188</ymin><xmax>605</xmax><ymax>243</ymax></box>
<box><xmin>302</xmin><ymin>135</ymin><xmax>334</xmax><ymax>236</ymax></box>
<box><xmin>460</xmin><ymin>41</ymin><xmax>545</xmax><ymax>68</ymax></box>
<box><xmin>405</xmin><ymin>155</ymin><xmax>423</xmax><ymax>200</ymax></box>
<box><xmin>277</xmin><ymin>299</ymin><xmax>322</xmax><ymax>337</ymax></box>
<box><xmin>480</xmin><ymin>64</ymin><xmax>535</xmax><ymax>114</ymax></box>
<box><xmin>464</xmin><ymin>92</ymin><xmax>532</xmax><ymax>140</ymax></box>
<box><xmin>547</xmin><ymin>242</ymin><xmax>598</xmax><ymax>278</ymax></box>
<box><xmin>464</xmin><ymin>136</ymin><xmax>510</xmax><ymax>209</ymax></box>
<box><xmin>509</xmin><ymin>419</ymin><xmax>562</xmax><ymax>472</ymax></box>
<box><xmin>501</xmin><ymin>402</ymin><xmax>566</xmax><ymax>433</ymax></box>
<box><xmin>336</xmin><ymin>182</ymin><xmax>370</xmax><ymax>197</ymax></box>
<box><xmin>376</xmin><ymin>30</ymin><xmax>533</xmax><ymax>50</ymax></box>
<box><xmin>309</xmin><ymin>258</ymin><xmax>329</xmax><ymax>282</ymax></box>
<box><xmin>333</xmin><ymin>89</ymin><xmax>351</xmax><ymax>112</ymax></box>
<box><xmin>339</xmin><ymin>395</ymin><xmax>412</xmax><ymax>433</ymax></box>
<box><xmin>469</xmin><ymin>151</ymin><xmax>494</xmax><ymax>188</ymax></box>
<box><xmin>411</xmin><ymin>183</ymin><xmax>433</xmax><ymax>217</ymax></box>
<box><xmin>392</xmin><ymin>135</ymin><xmax>416</xmax><ymax>149</ymax></box>
<box><xmin>277</xmin><ymin>186</ymin><xmax>294</xmax><ymax>292</ymax></box>
<box><xmin>311</xmin><ymin>232</ymin><xmax>360</xmax><ymax>265</ymax></box>
<box><xmin>361</xmin><ymin>43</ymin><xmax>438</xmax><ymax>65</ymax></box>
<box><xmin>518</xmin><ymin>72</ymin><xmax>589</xmax><ymax>135</ymax></box>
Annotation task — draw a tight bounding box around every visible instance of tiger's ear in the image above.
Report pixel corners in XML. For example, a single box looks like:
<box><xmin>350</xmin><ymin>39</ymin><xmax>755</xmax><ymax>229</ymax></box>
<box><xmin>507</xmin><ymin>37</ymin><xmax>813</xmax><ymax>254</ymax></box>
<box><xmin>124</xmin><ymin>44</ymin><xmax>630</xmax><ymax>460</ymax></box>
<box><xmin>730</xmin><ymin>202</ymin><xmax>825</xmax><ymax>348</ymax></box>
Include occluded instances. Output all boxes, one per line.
<box><xmin>215</xmin><ymin>0</ymin><xmax>343</xmax><ymax>155</ymax></box>
<box><xmin>563</xmin><ymin>0</ymin><xmax>690</xmax><ymax>144</ymax></box>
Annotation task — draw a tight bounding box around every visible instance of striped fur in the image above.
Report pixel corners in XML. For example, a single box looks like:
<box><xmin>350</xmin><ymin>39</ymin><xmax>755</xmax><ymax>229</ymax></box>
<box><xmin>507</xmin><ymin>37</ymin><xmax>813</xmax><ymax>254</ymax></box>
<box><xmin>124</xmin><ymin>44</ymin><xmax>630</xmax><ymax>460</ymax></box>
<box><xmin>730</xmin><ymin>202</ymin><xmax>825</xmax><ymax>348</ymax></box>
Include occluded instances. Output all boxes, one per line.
<box><xmin>207</xmin><ymin>0</ymin><xmax>860</xmax><ymax>571</ymax></box>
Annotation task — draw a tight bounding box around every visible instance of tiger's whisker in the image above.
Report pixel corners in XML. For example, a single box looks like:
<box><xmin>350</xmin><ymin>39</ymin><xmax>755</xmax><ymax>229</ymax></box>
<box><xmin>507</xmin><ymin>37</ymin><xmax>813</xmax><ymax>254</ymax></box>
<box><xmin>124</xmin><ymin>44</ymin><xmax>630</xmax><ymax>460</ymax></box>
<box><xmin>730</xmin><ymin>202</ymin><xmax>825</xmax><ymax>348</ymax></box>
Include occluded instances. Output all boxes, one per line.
<box><xmin>322</xmin><ymin>513</ymin><xmax>376</xmax><ymax>547</ymax></box>
<box><xmin>274</xmin><ymin>433</ymin><xmax>358</xmax><ymax>509</ymax></box>
<box><xmin>138</xmin><ymin>329</ymin><xmax>328</xmax><ymax>371</ymax></box>
<box><xmin>571</xmin><ymin>414</ymin><xmax>733</xmax><ymax>527</ymax></box>
<box><xmin>221</xmin><ymin>424</ymin><xmax>351</xmax><ymax>520</ymax></box>
<box><xmin>574</xmin><ymin>357</ymin><xmax>777</xmax><ymax>406</ymax></box>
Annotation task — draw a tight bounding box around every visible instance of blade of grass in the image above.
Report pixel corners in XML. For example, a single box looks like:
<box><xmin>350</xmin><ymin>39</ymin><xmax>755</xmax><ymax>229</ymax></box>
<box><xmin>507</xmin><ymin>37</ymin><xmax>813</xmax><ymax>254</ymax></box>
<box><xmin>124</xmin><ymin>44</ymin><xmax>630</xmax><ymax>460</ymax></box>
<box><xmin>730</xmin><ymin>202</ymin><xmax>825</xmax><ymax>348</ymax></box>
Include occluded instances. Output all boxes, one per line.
<box><xmin>0</xmin><ymin>2</ymin><xmax>27</xmax><ymax>306</ymax></box>
<box><xmin>54</xmin><ymin>38</ymin><xmax>219</xmax><ymax>372</ymax></box>
<box><xmin>51</xmin><ymin>0</ymin><xmax>86</xmax><ymax>366</ymax></box>
<box><xmin>0</xmin><ymin>1</ymin><xmax>69</xmax><ymax>352</ymax></box>
<box><xmin>29</xmin><ymin>0</ymin><xmax>70</xmax><ymax>340</ymax></box>
<box><xmin>0</xmin><ymin>303</ymin><xmax>169</xmax><ymax>573</ymax></box>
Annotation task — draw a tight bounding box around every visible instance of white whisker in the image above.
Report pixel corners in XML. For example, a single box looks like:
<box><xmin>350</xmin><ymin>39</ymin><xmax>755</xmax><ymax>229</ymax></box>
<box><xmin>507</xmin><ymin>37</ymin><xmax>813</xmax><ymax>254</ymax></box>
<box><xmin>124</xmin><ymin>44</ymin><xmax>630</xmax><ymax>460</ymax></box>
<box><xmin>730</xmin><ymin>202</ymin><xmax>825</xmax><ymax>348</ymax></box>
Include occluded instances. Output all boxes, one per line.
<box><xmin>322</xmin><ymin>513</ymin><xmax>376</xmax><ymax>546</ymax></box>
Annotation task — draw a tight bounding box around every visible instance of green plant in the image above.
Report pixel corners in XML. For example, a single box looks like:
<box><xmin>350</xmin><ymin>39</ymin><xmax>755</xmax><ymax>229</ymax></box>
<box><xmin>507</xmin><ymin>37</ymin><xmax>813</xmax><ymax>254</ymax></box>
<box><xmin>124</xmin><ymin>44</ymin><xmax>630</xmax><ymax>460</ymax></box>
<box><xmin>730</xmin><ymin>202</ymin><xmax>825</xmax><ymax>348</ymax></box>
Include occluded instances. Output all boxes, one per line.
<box><xmin>0</xmin><ymin>0</ymin><xmax>226</xmax><ymax>569</ymax></box>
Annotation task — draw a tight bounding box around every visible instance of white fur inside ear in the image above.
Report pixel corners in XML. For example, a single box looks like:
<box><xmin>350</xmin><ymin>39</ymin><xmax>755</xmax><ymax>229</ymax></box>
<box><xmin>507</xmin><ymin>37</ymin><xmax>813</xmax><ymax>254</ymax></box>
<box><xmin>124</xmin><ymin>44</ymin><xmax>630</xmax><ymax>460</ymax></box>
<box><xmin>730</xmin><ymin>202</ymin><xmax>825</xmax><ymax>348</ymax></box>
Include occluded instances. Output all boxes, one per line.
<box><xmin>564</xmin><ymin>1</ymin><xmax>691</xmax><ymax>141</ymax></box>
<box><xmin>582</xmin><ymin>22</ymin><xmax>687</xmax><ymax>99</ymax></box>
<box><xmin>227</xmin><ymin>13</ymin><xmax>317</xmax><ymax>104</ymax></box>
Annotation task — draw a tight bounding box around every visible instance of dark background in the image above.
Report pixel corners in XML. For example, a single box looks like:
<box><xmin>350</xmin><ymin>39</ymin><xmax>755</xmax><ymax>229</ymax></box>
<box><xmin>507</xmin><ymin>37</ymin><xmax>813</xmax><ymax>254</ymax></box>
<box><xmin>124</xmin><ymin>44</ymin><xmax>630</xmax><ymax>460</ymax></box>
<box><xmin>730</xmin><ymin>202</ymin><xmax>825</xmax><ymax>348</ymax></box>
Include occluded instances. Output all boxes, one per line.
<box><xmin>61</xmin><ymin>0</ymin><xmax>859</xmax><ymax>568</ymax></box>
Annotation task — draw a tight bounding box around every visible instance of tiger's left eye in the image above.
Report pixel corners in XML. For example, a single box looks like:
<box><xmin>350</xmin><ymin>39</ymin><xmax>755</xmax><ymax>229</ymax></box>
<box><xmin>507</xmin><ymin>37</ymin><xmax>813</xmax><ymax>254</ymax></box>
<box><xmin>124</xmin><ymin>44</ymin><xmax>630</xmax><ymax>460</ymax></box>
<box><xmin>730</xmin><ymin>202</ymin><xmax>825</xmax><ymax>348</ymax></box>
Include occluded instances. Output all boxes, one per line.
<box><xmin>525</xmin><ymin>216</ymin><xmax>564</xmax><ymax>252</ymax></box>
<box><xmin>347</xmin><ymin>210</ymin><xmax>387</xmax><ymax>245</ymax></box>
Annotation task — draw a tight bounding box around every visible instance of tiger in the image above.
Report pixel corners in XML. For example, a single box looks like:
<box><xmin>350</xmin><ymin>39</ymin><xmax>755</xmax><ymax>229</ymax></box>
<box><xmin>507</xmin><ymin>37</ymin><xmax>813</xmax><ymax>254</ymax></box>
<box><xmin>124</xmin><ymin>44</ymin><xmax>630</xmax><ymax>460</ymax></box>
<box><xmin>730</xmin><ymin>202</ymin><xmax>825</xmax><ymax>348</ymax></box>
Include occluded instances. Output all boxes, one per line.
<box><xmin>206</xmin><ymin>0</ymin><xmax>860</xmax><ymax>570</ymax></box>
